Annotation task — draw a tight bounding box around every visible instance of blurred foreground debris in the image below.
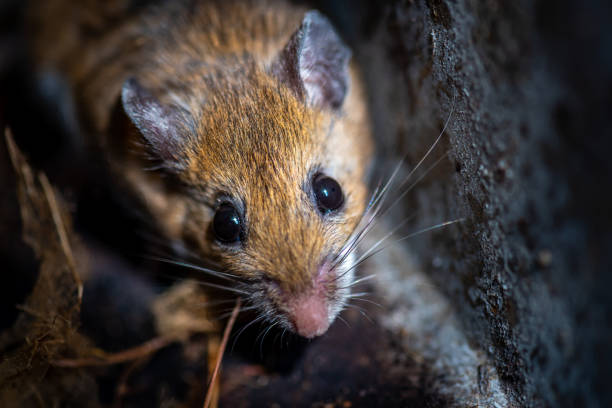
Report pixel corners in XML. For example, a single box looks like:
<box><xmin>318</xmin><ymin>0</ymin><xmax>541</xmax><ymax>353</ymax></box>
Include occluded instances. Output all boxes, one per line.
<box><xmin>0</xmin><ymin>129</ymin><xmax>224</xmax><ymax>407</ymax></box>
<box><xmin>0</xmin><ymin>128</ymin><xmax>95</xmax><ymax>407</ymax></box>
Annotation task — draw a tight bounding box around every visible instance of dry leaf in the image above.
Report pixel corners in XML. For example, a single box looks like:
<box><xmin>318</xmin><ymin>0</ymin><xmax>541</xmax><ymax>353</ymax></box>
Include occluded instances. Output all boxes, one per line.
<box><xmin>0</xmin><ymin>128</ymin><xmax>97</xmax><ymax>408</ymax></box>
<box><xmin>153</xmin><ymin>281</ymin><xmax>220</xmax><ymax>342</ymax></box>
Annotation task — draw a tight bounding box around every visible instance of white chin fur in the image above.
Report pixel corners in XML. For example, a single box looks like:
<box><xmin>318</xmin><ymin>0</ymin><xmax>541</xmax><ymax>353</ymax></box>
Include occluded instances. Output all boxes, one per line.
<box><xmin>327</xmin><ymin>251</ymin><xmax>356</xmax><ymax>325</ymax></box>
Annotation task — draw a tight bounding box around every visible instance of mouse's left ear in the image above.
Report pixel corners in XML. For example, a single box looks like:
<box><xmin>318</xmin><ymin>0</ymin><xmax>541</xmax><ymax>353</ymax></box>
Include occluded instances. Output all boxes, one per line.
<box><xmin>271</xmin><ymin>10</ymin><xmax>351</xmax><ymax>110</ymax></box>
<box><xmin>121</xmin><ymin>78</ymin><xmax>190</xmax><ymax>170</ymax></box>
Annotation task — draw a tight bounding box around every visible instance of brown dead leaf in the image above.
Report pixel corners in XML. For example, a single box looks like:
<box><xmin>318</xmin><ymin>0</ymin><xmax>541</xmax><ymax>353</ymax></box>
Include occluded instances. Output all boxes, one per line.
<box><xmin>0</xmin><ymin>128</ymin><xmax>97</xmax><ymax>407</ymax></box>
<box><xmin>153</xmin><ymin>280</ymin><xmax>220</xmax><ymax>342</ymax></box>
<box><xmin>0</xmin><ymin>128</ymin><xmax>228</xmax><ymax>408</ymax></box>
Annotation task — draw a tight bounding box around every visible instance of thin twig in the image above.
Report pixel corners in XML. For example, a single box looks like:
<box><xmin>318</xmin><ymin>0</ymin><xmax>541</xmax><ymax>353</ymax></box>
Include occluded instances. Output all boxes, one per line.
<box><xmin>5</xmin><ymin>127</ymin><xmax>83</xmax><ymax>304</ymax></box>
<box><xmin>113</xmin><ymin>356</ymin><xmax>150</xmax><ymax>408</ymax></box>
<box><xmin>39</xmin><ymin>173</ymin><xmax>83</xmax><ymax>304</ymax></box>
<box><xmin>203</xmin><ymin>298</ymin><xmax>241</xmax><ymax>408</ymax></box>
<box><xmin>51</xmin><ymin>336</ymin><xmax>174</xmax><ymax>367</ymax></box>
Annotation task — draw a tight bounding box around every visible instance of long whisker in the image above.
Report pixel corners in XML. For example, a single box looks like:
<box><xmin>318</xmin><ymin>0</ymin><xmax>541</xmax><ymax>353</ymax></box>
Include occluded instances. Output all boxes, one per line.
<box><xmin>146</xmin><ymin>256</ymin><xmax>239</xmax><ymax>281</ymax></box>
<box><xmin>188</xmin><ymin>298</ymin><xmax>246</xmax><ymax>309</ymax></box>
<box><xmin>368</xmin><ymin>159</ymin><xmax>405</xmax><ymax>211</ymax></box>
<box><xmin>365</xmin><ymin>177</ymin><xmax>385</xmax><ymax>212</ymax></box>
<box><xmin>332</xmin><ymin>159</ymin><xmax>405</xmax><ymax>268</ymax></box>
<box><xmin>346</xmin><ymin>292</ymin><xmax>370</xmax><ymax>298</ymax></box>
<box><xmin>343</xmin><ymin>304</ymin><xmax>374</xmax><ymax>323</ymax></box>
<box><xmin>348</xmin><ymin>298</ymin><xmax>383</xmax><ymax>309</ymax></box>
<box><xmin>396</xmin><ymin>101</ymin><xmax>455</xmax><ymax>193</ymax></box>
<box><xmin>258</xmin><ymin>322</ymin><xmax>278</xmax><ymax>359</ymax></box>
<box><xmin>396</xmin><ymin>218</ymin><xmax>465</xmax><ymax>243</ymax></box>
<box><xmin>332</xmin><ymin>210</ymin><xmax>418</xmax><ymax>284</ymax></box>
<box><xmin>378</xmin><ymin>151</ymin><xmax>450</xmax><ymax>220</ymax></box>
<box><xmin>189</xmin><ymin>279</ymin><xmax>250</xmax><ymax>296</ymax></box>
<box><xmin>342</xmin><ymin>218</ymin><xmax>465</xmax><ymax>277</ymax></box>
<box><xmin>332</xmin><ymin>155</ymin><xmax>427</xmax><ymax>273</ymax></box>
<box><xmin>214</xmin><ymin>305</ymin><xmax>259</xmax><ymax>321</ymax></box>
<box><xmin>330</xmin><ymin>187</ymin><xmax>383</xmax><ymax>269</ymax></box>
<box><xmin>335</xmin><ymin>178</ymin><xmax>455</xmax><ymax>285</ymax></box>
<box><xmin>279</xmin><ymin>328</ymin><xmax>288</xmax><ymax>350</ymax></box>
<box><xmin>135</xmin><ymin>267</ymin><xmax>248</xmax><ymax>298</ymax></box>
<box><xmin>331</xmin><ymin>203</ymin><xmax>383</xmax><ymax>272</ymax></box>
<box><xmin>336</xmin><ymin>315</ymin><xmax>351</xmax><ymax>329</ymax></box>
<box><xmin>230</xmin><ymin>314</ymin><xmax>266</xmax><ymax>353</ymax></box>
<box><xmin>335</xmin><ymin>102</ymin><xmax>456</xmax><ymax>270</ymax></box>
<box><xmin>353</xmin><ymin>212</ymin><xmax>418</xmax><ymax>267</ymax></box>
<box><xmin>336</xmin><ymin>274</ymin><xmax>377</xmax><ymax>290</ymax></box>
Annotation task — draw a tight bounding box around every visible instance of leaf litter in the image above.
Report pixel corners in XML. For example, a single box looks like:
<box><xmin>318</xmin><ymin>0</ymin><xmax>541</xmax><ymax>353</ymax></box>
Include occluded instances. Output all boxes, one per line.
<box><xmin>0</xmin><ymin>128</ymin><xmax>233</xmax><ymax>408</ymax></box>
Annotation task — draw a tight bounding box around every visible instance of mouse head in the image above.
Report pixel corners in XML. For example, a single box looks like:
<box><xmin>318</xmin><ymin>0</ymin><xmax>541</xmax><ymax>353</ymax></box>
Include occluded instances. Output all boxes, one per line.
<box><xmin>122</xmin><ymin>11</ymin><xmax>373</xmax><ymax>338</ymax></box>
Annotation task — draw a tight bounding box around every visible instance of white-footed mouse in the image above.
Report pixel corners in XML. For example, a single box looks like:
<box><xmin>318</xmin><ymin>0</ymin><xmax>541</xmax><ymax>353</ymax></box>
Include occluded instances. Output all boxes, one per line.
<box><xmin>27</xmin><ymin>0</ymin><xmax>374</xmax><ymax>338</ymax></box>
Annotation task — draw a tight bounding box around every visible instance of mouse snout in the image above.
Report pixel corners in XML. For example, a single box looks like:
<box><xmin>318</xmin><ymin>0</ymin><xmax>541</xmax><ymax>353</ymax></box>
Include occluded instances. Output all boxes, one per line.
<box><xmin>285</xmin><ymin>260</ymin><xmax>336</xmax><ymax>338</ymax></box>
<box><xmin>288</xmin><ymin>292</ymin><xmax>329</xmax><ymax>338</ymax></box>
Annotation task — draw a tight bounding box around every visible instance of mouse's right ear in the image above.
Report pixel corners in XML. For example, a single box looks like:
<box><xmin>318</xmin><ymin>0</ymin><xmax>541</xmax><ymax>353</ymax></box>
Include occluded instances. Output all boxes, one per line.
<box><xmin>271</xmin><ymin>10</ymin><xmax>351</xmax><ymax>110</ymax></box>
<box><xmin>121</xmin><ymin>78</ymin><xmax>189</xmax><ymax>170</ymax></box>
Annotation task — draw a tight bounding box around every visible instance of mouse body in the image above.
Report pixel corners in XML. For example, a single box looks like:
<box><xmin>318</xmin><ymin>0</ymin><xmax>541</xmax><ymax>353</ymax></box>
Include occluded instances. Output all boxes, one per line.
<box><xmin>26</xmin><ymin>0</ymin><xmax>373</xmax><ymax>338</ymax></box>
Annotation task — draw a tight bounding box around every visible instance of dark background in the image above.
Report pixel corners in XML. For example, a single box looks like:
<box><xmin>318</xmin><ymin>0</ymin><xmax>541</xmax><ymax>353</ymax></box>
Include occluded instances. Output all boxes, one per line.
<box><xmin>1</xmin><ymin>0</ymin><xmax>612</xmax><ymax>406</ymax></box>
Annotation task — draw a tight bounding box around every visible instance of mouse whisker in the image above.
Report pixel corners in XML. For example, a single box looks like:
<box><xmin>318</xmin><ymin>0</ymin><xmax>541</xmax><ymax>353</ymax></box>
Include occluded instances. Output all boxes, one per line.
<box><xmin>189</xmin><ymin>279</ymin><xmax>251</xmax><ymax>296</ymax></box>
<box><xmin>365</xmin><ymin>179</ymin><xmax>384</xmax><ymax>211</ymax></box>
<box><xmin>338</xmin><ymin>218</ymin><xmax>466</xmax><ymax>281</ymax></box>
<box><xmin>378</xmin><ymin>151</ymin><xmax>450</xmax><ymax>221</ymax></box>
<box><xmin>335</xmin><ymin>273</ymin><xmax>377</xmax><ymax>289</ymax></box>
<box><xmin>393</xmin><ymin>218</ymin><xmax>465</xmax><ymax>244</ymax></box>
<box><xmin>343</xmin><ymin>304</ymin><xmax>374</xmax><ymax>323</ymax></box>
<box><xmin>342</xmin><ymin>302</ymin><xmax>365</xmax><ymax>312</ymax></box>
<box><xmin>331</xmin><ymin>165</ymin><xmax>406</xmax><ymax>274</ymax></box>
<box><xmin>349</xmin><ymin>212</ymin><xmax>417</xmax><ymax>269</ymax></box>
<box><xmin>137</xmin><ymin>232</ymin><xmax>224</xmax><ymax>273</ymax></box>
<box><xmin>394</xmin><ymin>101</ymin><xmax>455</xmax><ymax>195</ymax></box>
<box><xmin>345</xmin><ymin>174</ymin><xmax>396</xmax><ymax>240</ymax></box>
<box><xmin>345</xmin><ymin>148</ymin><xmax>449</xmax><ymax>265</ymax></box>
<box><xmin>333</xmin><ymin>102</ymin><xmax>457</xmax><ymax>274</ymax></box>
<box><xmin>366</xmin><ymin>159</ymin><xmax>405</xmax><ymax>214</ymax></box>
<box><xmin>336</xmin><ymin>315</ymin><xmax>351</xmax><ymax>329</ymax></box>
<box><xmin>257</xmin><ymin>321</ymin><xmax>278</xmax><ymax>359</ymax></box>
<box><xmin>230</xmin><ymin>314</ymin><xmax>267</xmax><ymax>353</ymax></box>
<box><xmin>214</xmin><ymin>304</ymin><xmax>259</xmax><ymax>321</ymax></box>
<box><xmin>339</xmin><ymin>211</ymin><xmax>416</xmax><ymax>276</ymax></box>
<box><xmin>331</xmin><ymin>162</ymin><xmax>402</xmax><ymax>268</ymax></box>
<box><xmin>346</xmin><ymin>291</ymin><xmax>370</xmax><ymax>298</ymax></box>
<box><xmin>272</xmin><ymin>329</ymin><xmax>284</xmax><ymax>348</ymax></box>
<box><xmin>331</xmin><ymin>208</ymin><xmax>381</xmax><ymax>273</ymax></box>
<box><xmin>146</xmin><ymin>256</ymin><xmax>239</xmax><ymax>281</ymax></box>
<box><xmin>348</xmin><ymin>298</ymin><xmax>383</xmax><ymax>309</ymax></box>
<box><xmin>135</xmin><ymin>268</ymin><xmax>192</xmax><ymax>284</ymax></box>
<box><xmin>136</xmin><ymin>267</ymin><xmax>247</xmax><ymax>299</ymax></box>
<box><xmin>188</xmin><ymin>298</ymin><xmax>246</xmax><ymax>309</ymax></box>
<box><xmin>279</xmin><ymin>328</ymin><xmax>289</xmax><ymax>350</ymax></box>
<box><xmin>330</xmin><ymin>212</ymin><xmax>403</xmax><ymax>283</ymax></box>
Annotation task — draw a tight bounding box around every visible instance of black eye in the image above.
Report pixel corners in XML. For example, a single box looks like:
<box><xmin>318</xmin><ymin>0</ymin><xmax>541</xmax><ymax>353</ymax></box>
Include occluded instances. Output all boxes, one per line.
<box><xmin>313</xmin><ymin>174</ymin><xmax>344</xmax><ymax>214</ymax></box>
<box><xmin>213</xmin><ymin>203</ymin><xmax>242</xmax><ymax>243</ymax></box>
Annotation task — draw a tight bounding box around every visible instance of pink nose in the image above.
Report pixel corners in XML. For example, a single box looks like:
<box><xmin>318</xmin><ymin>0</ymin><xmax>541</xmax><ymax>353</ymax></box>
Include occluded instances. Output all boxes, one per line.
<box><xmin>289</xmin><ymin>293</ymin><xmax>330</xmax><ymax>338</ymax></box>
<box><xmin>286</xmin><ymin>261</ymin><xmax>334</xmax><ymax>338</ymax></box>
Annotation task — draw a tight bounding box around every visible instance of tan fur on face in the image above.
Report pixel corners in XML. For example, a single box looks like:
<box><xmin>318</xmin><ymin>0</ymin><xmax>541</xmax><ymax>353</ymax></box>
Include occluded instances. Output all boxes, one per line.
<box><xmin>28</xmin><ymin>0</ymin><xmax>374</xmax><ymax>319</ymax></box>
<box><xmin>171</xmin><ymin>65</ymin><xmax>370</xmax><ymax>295</ymax></box>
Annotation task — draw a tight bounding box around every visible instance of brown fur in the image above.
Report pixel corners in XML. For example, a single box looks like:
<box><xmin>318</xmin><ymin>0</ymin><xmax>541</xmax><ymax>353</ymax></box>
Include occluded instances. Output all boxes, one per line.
<box><xmin>27</xmin><ymin>0</ymin><xmax>373</xmax><ymax>329</ymax></box>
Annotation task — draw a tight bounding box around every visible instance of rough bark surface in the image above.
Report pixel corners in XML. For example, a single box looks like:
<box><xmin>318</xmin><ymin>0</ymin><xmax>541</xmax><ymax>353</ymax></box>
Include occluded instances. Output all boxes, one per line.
<box><xmin>317</xmin><ymin>0</ymin><xmax>612</xmax><ymax>406</ymax></box>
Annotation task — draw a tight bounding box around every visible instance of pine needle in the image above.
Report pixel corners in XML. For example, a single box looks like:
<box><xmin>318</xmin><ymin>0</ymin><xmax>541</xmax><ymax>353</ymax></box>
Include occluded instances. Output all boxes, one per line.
<box><xmin>203</xmin><ymin>298</ymin><xmax>241</xmax><ymax>408</ymax></box>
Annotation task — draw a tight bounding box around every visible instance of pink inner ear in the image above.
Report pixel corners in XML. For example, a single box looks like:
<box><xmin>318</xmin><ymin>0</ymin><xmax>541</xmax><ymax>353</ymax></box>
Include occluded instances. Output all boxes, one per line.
<box><xmin>270</xmin><ymin>10</ymin><xmax>351</xmax><ymax>110</ymax></box>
